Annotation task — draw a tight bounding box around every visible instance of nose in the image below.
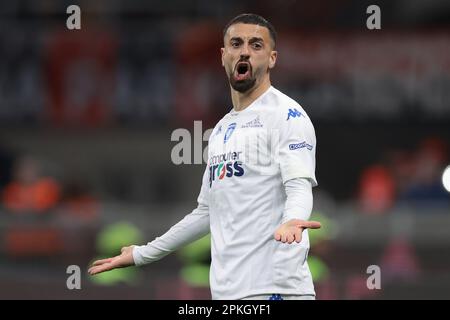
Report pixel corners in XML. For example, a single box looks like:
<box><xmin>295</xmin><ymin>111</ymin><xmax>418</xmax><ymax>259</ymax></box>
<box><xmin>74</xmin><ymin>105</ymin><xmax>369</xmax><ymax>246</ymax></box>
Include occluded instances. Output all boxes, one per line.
<box><xmin>239</xmin><ymin>44</ymin><xmax>250</xmax><ymax>59</ymax></box>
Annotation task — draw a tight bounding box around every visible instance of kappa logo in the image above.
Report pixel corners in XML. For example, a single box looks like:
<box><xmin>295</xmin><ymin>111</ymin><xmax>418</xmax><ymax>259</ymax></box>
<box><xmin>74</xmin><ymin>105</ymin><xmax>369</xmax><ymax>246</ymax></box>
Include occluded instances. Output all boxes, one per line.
<box><xmin>241</xmin><ymin>116</ymin><xmax>263</xmax><ymax>128</ymax></box>
<box><xmin>286</xmin><ymin>108</ymin><xmax>304</xmax><ymax>121</ymax></box>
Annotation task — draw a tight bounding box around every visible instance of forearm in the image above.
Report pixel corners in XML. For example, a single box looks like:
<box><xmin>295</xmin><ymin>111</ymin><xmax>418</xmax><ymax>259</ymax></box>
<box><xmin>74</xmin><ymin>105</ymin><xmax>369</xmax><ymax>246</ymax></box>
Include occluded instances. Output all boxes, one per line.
<box><xmin>282</xmin><ymin>177</ymin><xmax>313</xmax><ymax>223</ymax></box>
<box><xmin>132</xmin><ymin>204</ymin><xmax>210</xmax><ymax>266</ymax></box>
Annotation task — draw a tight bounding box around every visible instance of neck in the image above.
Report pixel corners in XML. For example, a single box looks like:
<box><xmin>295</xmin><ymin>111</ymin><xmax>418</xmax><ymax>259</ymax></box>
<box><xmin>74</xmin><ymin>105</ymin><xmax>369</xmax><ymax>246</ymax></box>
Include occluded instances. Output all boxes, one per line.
<box><xmin>231</xmin><ymin>76</ymin><xmax>271</xmax><ymax>112</ymax></box>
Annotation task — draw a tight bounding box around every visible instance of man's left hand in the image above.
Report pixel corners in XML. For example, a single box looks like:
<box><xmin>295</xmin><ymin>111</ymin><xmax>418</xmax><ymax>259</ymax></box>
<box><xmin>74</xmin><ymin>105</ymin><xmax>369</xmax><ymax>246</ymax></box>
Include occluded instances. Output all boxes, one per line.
<box><xmin>274</xmin><ymin>219</ymin><xmax>321</xmax><ymax>244</ymax></box>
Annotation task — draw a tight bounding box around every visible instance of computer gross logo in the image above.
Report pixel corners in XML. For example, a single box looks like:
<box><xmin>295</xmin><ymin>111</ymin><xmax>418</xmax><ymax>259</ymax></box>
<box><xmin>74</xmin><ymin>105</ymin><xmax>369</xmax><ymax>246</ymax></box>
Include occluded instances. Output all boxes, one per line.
<box><xmin>208</xmin><ymin>151</ymin><xmax>244</xmax><ymax>187</ymax></box>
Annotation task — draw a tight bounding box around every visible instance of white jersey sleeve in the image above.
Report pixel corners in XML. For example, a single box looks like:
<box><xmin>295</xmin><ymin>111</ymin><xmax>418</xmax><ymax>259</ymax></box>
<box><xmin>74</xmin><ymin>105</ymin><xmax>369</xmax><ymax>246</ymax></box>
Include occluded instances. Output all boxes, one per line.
<box><xmin>132</xmin><ymin>167</ymin><xmax>210</xmax><ymax>266</ymax></box>
<box><xmin>277</xmin><ymin>108</ymin><xmax>318</xmax><ymax>187</ymax></box>
<box><xmin>282</xmin><ymin>177</ymin><xmax>313</xmax><ymax>223</ymax></box>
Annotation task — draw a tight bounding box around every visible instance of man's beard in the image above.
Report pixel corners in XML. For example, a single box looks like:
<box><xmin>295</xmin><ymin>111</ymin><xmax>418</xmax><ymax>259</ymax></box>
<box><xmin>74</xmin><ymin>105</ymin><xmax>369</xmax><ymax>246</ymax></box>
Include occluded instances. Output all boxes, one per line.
<box><xmin>229</xmin><ymin>75</ymin><xmax>256</xmax><ymax>93</ymax></box>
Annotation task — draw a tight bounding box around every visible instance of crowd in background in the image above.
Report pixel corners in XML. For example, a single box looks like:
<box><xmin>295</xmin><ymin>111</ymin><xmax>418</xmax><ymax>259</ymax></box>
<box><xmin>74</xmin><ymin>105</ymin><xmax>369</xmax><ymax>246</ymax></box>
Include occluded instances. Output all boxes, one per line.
<box><xmin>0</xmin><ymin>0</ymin><xmax>449</xmax><ymax>299</ymax></box>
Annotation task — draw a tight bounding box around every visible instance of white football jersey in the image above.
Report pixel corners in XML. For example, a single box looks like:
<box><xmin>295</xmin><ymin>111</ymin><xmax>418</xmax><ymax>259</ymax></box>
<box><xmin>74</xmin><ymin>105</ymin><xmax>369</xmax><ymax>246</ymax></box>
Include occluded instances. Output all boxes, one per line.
<box><xmin>204</xmin><ymin>86</ymin><xmax>317</xmax><ymax>299</ymax></box>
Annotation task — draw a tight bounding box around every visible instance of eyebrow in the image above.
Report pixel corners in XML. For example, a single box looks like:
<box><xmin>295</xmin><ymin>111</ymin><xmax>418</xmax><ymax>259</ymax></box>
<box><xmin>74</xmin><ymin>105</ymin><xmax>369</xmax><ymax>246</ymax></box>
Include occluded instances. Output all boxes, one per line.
<box><xmin>230</xmin><ymin>37</ymin><xmax>265</xmax><ymax>44</ymax></box>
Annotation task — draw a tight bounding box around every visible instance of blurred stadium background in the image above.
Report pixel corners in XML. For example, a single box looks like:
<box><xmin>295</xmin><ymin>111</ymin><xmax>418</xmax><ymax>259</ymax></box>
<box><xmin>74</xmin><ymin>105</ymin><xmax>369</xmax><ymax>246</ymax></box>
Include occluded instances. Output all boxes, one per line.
<box><xmin>0</xmin><ymin>0</ymin><xmax>449</xmax><ymax>299</ymax></box>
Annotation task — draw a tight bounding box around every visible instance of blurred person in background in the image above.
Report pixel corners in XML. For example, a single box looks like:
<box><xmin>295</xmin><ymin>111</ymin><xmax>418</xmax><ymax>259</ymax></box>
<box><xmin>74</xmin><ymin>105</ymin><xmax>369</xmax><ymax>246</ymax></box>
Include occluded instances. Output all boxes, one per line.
<box><xmin>399</xmin><ymin>137</ymin><xmax>449</xmax><ymax>206</ymax></box>
<box><xmin>357</xmin><ymin>164</ymin><xmax>396</xmax><ymax>215</ymax></box>
<box><xmin>2</xmin><ymin>156</ymin><xmax>60</xmax><ymax>214</ymax></box>
<box><xmin>1</xmin><ymin>156</ymin><xmax>63</xmax><ymax>258</ymax></box>
<box><xmin>379</xmin><ymin>237</ymin><xmax>421</xmax><ymax>284</ymax></box>
<box><xmin>45</xmin><ymin>16</ymin><xmax>116</xmax><ymax>127</ymax></box>
<box><xmin>89</xmin><ymin>13</ymin><xmax>322</xmax><ymax>300</ymax></box>
<box><xmin>356</xmin><ymin>136</ymin><xmax>449</xmax><ymax>214</ymax></box>
<box><xmin>174</xmin><ymin>22</ymin><xmax>225</xmax><ymax>128</ymax></box>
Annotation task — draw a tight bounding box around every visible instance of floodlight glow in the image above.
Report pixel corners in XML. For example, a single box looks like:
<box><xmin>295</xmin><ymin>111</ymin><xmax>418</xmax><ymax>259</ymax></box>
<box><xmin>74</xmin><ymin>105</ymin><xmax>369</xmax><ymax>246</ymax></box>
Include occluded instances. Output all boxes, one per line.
<box><xmin>442</xmin><ymin>165</ymin><xmax>450</xmax><ymax>193</ymax></box>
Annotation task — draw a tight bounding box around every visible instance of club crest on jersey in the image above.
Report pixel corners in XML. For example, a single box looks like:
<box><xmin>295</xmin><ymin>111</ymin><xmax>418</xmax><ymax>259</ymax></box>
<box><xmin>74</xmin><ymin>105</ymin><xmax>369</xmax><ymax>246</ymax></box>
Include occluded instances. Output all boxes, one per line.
<box><xmin>287</xmin><ymin>108</ymin><xmax>304</xmax><ymax>121</ymax></box>
<box><xmin>224</xmin><ymin>122</ymin><xmax>237</xmax><ymax>143</ymax></box>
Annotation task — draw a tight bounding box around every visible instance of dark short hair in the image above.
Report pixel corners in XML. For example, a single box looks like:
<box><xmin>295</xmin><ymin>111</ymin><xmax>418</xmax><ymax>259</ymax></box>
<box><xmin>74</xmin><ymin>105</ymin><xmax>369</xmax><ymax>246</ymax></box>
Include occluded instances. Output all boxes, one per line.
<box><xmin>223</xmin><ymin>13</ymin><xmax>277</xmax><ymax>48</ymax></box>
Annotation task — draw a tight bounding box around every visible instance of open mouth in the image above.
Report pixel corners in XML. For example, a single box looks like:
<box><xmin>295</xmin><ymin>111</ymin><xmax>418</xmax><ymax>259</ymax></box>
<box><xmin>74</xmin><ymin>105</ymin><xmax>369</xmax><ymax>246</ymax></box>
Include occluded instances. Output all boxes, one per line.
<box><xmin>234</xmin><ymin>62</ymin><xmax>251</xmax><ymax>81</ymax></box>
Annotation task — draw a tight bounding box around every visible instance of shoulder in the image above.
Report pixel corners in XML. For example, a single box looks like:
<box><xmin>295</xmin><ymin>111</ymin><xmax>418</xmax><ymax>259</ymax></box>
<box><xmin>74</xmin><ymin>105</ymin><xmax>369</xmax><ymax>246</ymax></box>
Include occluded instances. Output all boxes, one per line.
<box><xmin>213</xmin><ymin>108</ymin><xmax>233</xmax><ymax>129</ymax></box>
<box><xmin>268</xmin><ymin>87</ymin><xmax>315</xmax><ymax>132</ymax></box>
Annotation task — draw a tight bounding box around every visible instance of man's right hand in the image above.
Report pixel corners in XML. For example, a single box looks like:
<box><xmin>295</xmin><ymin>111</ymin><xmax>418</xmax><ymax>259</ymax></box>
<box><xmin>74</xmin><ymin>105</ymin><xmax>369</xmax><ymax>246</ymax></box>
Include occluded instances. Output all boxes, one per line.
<box><xmin>88</xmin><ymin>245</ymin><xmax>136</xmax><ymax>275</ymax></box>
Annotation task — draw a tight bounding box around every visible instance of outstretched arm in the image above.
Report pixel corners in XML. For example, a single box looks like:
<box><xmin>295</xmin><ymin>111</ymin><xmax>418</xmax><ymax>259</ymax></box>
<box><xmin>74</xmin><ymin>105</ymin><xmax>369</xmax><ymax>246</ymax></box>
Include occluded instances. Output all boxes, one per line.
<box><xmin>132</xmin><ymin>203</ymin><xmax>209</xmax><ymax>266</ymax></box>
<box><xmin>274</xmin><ymin>178</ymin><xmax>321</xmax><ymax>244</ymax></box>
<box><xmin>89</xmin><ymin>167</ymin><xmax>210</xmax><ymax>275</ymax></box>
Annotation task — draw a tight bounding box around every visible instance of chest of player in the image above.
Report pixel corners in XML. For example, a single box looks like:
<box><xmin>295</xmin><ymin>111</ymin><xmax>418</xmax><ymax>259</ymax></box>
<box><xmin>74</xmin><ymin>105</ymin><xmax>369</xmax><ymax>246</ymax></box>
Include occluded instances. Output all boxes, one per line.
<box><xmin>207</xmin><ymin>113</ymin><xmax>280</xmax><ymax>180</ymax></box>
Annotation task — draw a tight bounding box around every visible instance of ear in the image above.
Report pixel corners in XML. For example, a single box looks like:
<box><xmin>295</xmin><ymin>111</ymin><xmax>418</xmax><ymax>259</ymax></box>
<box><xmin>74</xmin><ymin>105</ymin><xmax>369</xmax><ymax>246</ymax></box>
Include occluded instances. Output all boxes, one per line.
<box><xmin>221</xmin><ymin>47</ymin><xmax>225</xmax><ymax>67</ymax></box>
<box><xmin>269</xmin><ymin>50</ymin><xmax>277</xmax><ymax>69</ymax></box>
